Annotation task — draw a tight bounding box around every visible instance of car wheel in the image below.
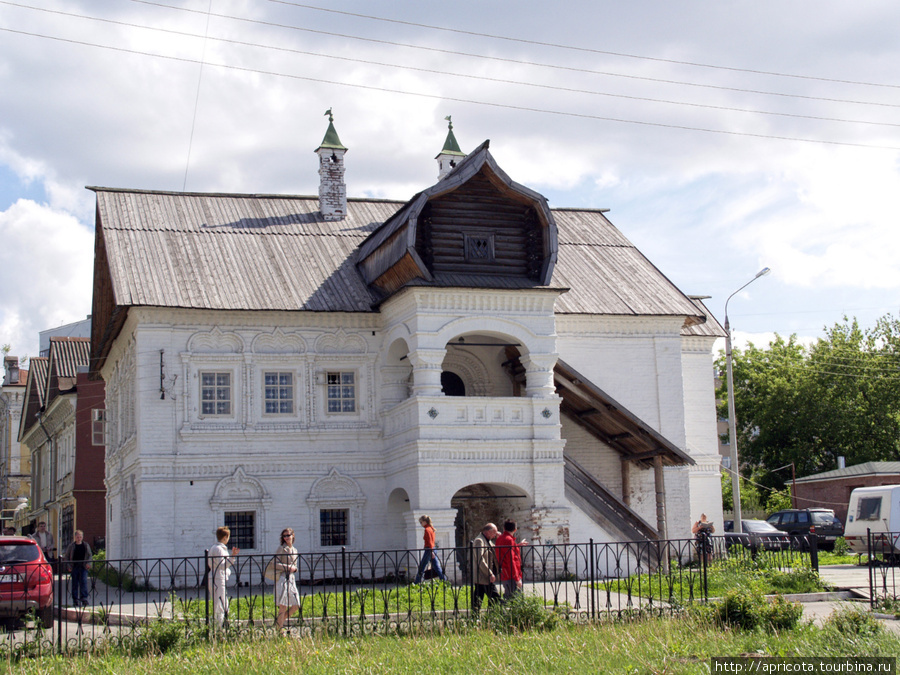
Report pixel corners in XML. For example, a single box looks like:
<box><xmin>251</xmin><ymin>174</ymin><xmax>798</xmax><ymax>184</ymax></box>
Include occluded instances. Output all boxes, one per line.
<box><xmin>37</xmin><ymin>606</ymin><xmax>53</xmax><ymax>630</ymax></box>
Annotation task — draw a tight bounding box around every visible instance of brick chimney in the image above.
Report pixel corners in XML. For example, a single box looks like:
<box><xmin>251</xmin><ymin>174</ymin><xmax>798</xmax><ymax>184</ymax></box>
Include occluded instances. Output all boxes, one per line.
<box><xmin>315</xmin><ymin>109</ymin><xmax>348</xmax><ymax>221</ymax></box>
<box><xmin>436</xmin><ymin>116</ymin><xmax>466</xmax><ymax>180</ymax></box>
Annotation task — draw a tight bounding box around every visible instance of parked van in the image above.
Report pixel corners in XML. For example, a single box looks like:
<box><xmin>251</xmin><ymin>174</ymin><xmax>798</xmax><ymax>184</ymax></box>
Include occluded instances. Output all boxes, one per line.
<box><xmin>844</xmin><ymin>485</ymin><xmax>900</xmax><ymax>555</ymax></box>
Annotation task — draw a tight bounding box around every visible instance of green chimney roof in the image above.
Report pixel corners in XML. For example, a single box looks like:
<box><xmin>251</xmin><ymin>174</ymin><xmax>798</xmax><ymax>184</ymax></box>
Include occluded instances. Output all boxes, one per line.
<box><xmin>317</xmin><ymin>109</ymin><xmax>347</xmax><ymax>151</ymax></box>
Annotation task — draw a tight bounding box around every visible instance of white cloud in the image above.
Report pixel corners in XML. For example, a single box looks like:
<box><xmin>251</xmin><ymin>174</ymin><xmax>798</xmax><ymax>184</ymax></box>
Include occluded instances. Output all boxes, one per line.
<box><xmin>0</xmin><ymin>200</ymin><xmax>94</xmax><ymax>359</ymax></box>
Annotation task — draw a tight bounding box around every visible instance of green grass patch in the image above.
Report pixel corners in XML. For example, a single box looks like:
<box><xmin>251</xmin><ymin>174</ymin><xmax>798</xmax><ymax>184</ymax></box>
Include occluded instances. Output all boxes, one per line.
<box><xmin>178</xmin><ymin>581</ymin><xmax>474</xmax><ymax>623</ymax></box>
<box><xmin>601</xmin><ymin>554</ymin><xmax>826</xmax><ymax>603</ymax></box>
<box><xmin>8</xmin><ymin>610</ymin><xmax>900</xmax><ymax>674</ymax></box>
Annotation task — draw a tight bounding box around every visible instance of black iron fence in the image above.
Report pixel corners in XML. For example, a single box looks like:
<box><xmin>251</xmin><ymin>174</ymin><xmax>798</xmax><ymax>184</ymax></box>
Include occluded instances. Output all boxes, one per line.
<box><xmin>867</xmin><ymin>529</ymin><xmax>900</xmax><ymax>609</ymax></box>
<box><xmin>0</xmin><ymin>534</ymin><xmax>818</xmax><ymax>655</ymax></box>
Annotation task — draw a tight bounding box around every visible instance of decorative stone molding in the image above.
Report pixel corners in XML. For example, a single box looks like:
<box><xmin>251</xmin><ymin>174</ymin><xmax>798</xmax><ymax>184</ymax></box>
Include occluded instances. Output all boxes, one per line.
<box><xmin>251</xmin><ymin>328</ymin><xmax>307</xmax><ymax>354</ymax></box>
<box><xmin>187</xmin><ymin>327</ymin><xmax>245</xmax><ymax>353</ymax></box>
<box><xmin>315</xmin><ymin>328</ymin><xmax>367</xmax><ymax>355</ymax></box>
<box><xmin>306</xmin><ymin>468</ymin><xmax>367</xmax><ymax>550</ymax></box>
<box><xmin>209</xmin><ymin>466</ymin><xmax>271</xmax><ymax>507</ymax></box>
<box><xmin>209</xmin><ymin>466</ymin><xmax>271</xmax><ymax>552</ymax></box>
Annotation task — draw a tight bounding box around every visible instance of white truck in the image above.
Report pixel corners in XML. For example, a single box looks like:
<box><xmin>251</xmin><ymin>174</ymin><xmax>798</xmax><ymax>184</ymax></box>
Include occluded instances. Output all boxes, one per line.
<box><xmin>844</xmin><ymin>485</ymin><xmax>900</xmax><ymax>557</ymax></box>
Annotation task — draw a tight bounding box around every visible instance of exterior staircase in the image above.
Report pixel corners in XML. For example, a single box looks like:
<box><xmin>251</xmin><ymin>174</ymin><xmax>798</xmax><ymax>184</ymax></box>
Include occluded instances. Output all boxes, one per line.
<box><xmin>564</xmin><ymin>456</ymin><xmax>658</xmax><ymax>542</ymax></box>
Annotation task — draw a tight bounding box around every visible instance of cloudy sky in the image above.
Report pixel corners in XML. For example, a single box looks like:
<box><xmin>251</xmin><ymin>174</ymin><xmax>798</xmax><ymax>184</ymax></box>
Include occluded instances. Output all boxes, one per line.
<box><xmin>1</xmin><ymin>1</ymin><xmax>898</xmax><ymax>361</ymax></box>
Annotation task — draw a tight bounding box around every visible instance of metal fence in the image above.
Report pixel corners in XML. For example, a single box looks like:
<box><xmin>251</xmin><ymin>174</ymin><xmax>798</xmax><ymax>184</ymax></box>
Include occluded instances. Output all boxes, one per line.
<box><xmin>0</xmin><ymin>534</ymin><xmax>818</xmax><ymax>655</ymax></box>
<box><xmin>867</xmin><ymin>529</ymin><xmax>900</xmax><ymax>609</ymax></box>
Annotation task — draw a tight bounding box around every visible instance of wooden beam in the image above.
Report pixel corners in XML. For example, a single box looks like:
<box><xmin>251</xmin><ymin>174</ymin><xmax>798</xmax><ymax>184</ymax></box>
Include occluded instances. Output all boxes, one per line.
<box><xmin>653</xmin><ymin>455</ymin><xmax>668</xmax><ymax>540</ymax></box>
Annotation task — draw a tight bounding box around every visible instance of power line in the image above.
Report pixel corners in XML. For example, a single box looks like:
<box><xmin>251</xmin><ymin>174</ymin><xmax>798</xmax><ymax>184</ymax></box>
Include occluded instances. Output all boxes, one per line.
<box><xmin>3</xmin><ymin>26</ymin><xmax>899</xmax><ymax>152</ymax></box>
<box><xmin>7</xmin><ymin>1</ymin><xmax>897</xmax><ymax>129</ymax></box>
<box><xmin>265</xmin><ymin>0</ymin><xmax>900</xmax><ymax>91</ymax></box>
<box><xmin>128</xmin><ymin>0</ymin><xmax>900</xmax><ymax>110</ymax></box>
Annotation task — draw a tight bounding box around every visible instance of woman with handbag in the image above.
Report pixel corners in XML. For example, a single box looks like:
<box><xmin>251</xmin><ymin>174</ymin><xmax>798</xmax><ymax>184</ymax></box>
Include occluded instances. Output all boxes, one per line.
<box><xmin>273</xmin><ymin>528</ymin><xmax>300</xmax><ymax>630</ymax></box>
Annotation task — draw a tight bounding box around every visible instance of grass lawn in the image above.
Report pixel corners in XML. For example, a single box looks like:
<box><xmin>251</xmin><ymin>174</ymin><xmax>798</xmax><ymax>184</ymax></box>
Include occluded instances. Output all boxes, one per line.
<box><xmin>604</xmin><ymin>553</ymin><xmax>826</xmax><ymax>602</ymax></box>
<box><xmin>9</xmin><ymin>611</ymin><xmax>899</xmax><ymax>674</ymax></box>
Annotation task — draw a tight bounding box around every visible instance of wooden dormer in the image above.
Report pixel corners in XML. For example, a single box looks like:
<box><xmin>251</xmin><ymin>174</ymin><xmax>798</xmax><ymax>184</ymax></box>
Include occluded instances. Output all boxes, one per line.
<box><xmin>357</xmin><ymin>140</ymin><xmax>558</xmax><ymax>296</ymax></box>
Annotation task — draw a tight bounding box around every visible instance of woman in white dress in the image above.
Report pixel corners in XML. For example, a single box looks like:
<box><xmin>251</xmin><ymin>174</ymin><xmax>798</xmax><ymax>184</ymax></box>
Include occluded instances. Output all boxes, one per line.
<box><xmin>208</xmin><ymin>526</ymin><xmax>238</xmax><ymax>628</ymax></box>
<box><xmin>273</xmin><ymin>528</ymin><xmax>300</xmax><ymax>629</ymax></box>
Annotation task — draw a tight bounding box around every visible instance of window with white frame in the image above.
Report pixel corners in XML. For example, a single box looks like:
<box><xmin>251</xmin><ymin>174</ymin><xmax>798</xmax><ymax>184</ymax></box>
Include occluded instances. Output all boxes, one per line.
<box><xmin>326</xmin><ymin>371</ymin><xmax>356</xmax><ymax>413</ymax></box>
<box><xmin>264</xmin><ymin>371</ymin><xmax>294</xmax><ymax>414</ymax></box>
<box><xmin>92</xmin><ymin>409</ymin><xmax>107</xmax><ymax>446</ymax></box>
<box><xmin>319</xmin><ymin>508</ymin><xmax>349</xmax><ymax>546</ymax></box>
<box><xmin>200</xmin><ymin>372</ymin><xmax>232</xmax><ymax>416</ymax></box>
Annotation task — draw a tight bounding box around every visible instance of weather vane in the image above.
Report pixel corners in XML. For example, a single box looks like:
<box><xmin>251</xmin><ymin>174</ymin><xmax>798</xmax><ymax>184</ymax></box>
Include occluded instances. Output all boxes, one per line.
<box><xmin>445</xmin><ymin>115</ymin><xmax>452</xmax><ymax>130</ymax></box>
<box><xmin>325</xmin><ymin>108</ymin><xmax>334</xmax><ymax>122</ymax></box>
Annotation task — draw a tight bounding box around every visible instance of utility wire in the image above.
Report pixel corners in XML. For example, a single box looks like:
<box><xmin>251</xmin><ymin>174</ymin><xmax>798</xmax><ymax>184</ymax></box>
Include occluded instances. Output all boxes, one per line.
<box><xmin>182</xmin><ymin>0</ymin><xmax>213</xmax><ymax>192</ymax></box>
<box><xmin>128</xmin><ymin>0</ymin><xmax>900</xmax><ymax>110</ymax></box>
<box><xmin>2</xmin><ymin>26</ymin><xmax>899</xmax><ymax>152</ymax></box>
<box><xmin>265</xmin><ymin>0</ymin><xmax>900</xmax><ymax>91</ymax></box>
<box><xmin>7</xmin><ymin>1</ymin><xmax>897</xmax><ymax>128</ymax></box>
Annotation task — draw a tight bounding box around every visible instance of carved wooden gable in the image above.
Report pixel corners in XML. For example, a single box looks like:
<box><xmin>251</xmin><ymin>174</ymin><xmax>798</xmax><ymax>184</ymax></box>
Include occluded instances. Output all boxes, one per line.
<box><xmin>357</xmin><ymin>141</ymin><xmax>558</xmax><ymax>296</ymax></box>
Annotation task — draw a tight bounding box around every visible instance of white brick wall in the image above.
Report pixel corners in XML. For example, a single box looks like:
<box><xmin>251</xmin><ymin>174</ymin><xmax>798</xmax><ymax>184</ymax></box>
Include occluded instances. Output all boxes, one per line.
<box><xmin>100</xmin><ymin>293</ymin><xmax>722</xmax><ymax>559</ymax></box>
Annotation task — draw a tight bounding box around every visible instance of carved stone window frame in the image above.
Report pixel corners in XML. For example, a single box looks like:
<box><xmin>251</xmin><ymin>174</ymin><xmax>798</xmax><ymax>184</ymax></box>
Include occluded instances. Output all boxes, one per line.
<box><xmin>306</xmin><ymin>468</ymin><xmax>366</xmax><ymax>552</ymax></box>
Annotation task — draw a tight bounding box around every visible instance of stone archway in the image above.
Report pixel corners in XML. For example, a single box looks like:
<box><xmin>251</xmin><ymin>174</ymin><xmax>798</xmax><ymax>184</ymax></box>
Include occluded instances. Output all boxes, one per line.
<box><xmin>450</xmin><ymin>483</ymin><xmax>533</xmax><ymax>549</ymax></box>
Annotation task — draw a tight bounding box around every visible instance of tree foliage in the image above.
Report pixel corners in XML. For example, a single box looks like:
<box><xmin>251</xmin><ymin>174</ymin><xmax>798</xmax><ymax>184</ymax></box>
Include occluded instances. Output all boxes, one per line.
<box><xmin>716</xmin><ymin>315</ymin><xmax>900</xmax><ymax>492</ymax></box>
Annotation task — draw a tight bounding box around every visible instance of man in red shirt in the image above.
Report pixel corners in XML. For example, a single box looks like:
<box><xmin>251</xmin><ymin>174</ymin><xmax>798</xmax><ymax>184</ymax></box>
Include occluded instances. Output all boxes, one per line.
<box><xmin>495</xmin><ymin>520</ymin><xmax>527</xmax><ymax>601</ymax></box>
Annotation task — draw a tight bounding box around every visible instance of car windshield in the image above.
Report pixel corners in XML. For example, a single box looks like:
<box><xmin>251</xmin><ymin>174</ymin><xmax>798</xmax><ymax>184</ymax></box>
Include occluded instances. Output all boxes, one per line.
<box><xmin>0</xmin><ymin>543</ymin><xmax>41</xmax><ymax>564</ymax></box>
<box><xmin>743</xmin><ymin>521</ymin><xmax>780</xmax><ymax>534</ymax></box>
<box><xmin>812</xmin><ymin>512</ymin><xmax>836</xmax><ymax>525</ymax></box>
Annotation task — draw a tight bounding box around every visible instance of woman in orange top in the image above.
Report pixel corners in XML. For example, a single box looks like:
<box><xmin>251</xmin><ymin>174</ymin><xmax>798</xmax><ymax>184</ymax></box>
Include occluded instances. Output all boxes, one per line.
<box><xmin>413</xmin><ymin>515</ymin><xmax>446</xmax><ymax>583</ymax></box>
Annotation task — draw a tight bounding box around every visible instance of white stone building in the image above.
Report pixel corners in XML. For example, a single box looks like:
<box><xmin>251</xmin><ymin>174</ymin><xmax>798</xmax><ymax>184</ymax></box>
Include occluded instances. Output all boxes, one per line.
<box><xmin>90</xmin><ymin>120</ymin><xmax>725</xmax><ymax>561</ymax></box>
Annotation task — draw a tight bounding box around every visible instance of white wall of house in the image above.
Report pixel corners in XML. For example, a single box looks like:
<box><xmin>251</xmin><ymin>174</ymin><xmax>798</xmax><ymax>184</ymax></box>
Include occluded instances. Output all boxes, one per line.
<box><xmin>101</xmin><ymin>295</ymin><xmax>721</xmax><ymax>560</ymax></box>
<box><xmin>681</xmin><ymin>335</ymin><xmax>725</xmax><ymax>532</ymax></box>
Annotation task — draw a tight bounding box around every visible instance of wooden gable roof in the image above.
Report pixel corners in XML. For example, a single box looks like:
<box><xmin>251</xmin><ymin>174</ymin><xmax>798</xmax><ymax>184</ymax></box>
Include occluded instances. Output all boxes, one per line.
<box><xmin>89</xmin><ymin>147</ymin><xmax>709</xmax><ymax>371</ymax></box>
<box><xmin>17</xmin><ymin>357</ymin><xmax>48</xmax><ymax>443</ymax></box>
<box><xmin>46</xmin><ymin>337</ymin><xmax>91</xmax><ymax>400</ymax></box>
<box><xmin>356</xmin><ymin>141</ymin><xmax>558</xmax><ymax>294</ymax></box>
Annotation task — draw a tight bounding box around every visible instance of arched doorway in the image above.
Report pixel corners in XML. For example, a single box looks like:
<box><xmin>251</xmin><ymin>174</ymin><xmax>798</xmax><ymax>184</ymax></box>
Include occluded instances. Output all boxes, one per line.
<box><xmin>440</xmin><ymin>371</ymin><xmax>466</xmax><ymax>396</ymax></box>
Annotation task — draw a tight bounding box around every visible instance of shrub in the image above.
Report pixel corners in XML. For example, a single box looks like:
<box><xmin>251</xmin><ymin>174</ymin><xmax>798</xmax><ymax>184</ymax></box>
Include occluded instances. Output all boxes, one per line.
<box><xmin>824</xmin><ymin>605</ymin><xmax>883</xmax><ymax>638</ymax></box>
<box><xmin>832</xmin><ymin>537</ymin><xmax>849</xmax><ymax>556</ymax></box>
<box><xmin>706</xmin><ymin>590</ymin><xmax>802</xmax><ymax>631</ymax></box>
<box><xmin>482</xmin><ymin>593</ymin><xmax>560</xmax><ymax>634</ymax></box>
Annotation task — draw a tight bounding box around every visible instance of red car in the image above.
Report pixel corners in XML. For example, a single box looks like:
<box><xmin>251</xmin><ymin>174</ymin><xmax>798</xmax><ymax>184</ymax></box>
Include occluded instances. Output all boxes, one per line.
<box><xmin>0</xmin><ymin>537</ymin><xmax>54</xmax><ymax>628</ymax></box>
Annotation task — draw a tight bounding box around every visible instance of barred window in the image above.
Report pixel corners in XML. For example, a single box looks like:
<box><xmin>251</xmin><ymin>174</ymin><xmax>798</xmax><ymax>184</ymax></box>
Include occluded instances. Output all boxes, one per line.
<box><xmin>200</xmin><ymin>372</ymin><xmax>231</xmax><ymax>416</ymax></box>
<box><xmin>264</xmin><ymin>372</ymin><xmax>294</xmax><ymax>414</ymax></box>
<box><xmin>326</xmin><ymin>372</ymin><xmax>356</xmax><ymax>413</ymax></box>
<box><xmin>224</xmin><ymin>511</ymin><xmax>255</xmax><ymax>550</ymax></box>
<box><xmin>464</xmin><ymin>234</ymin><xmax>494</xmax><ymax>262</ymax></box>
<box><xmin>319</xmin><ymin>508</ymin><xmax>348</xmax><ymax>547</ymax></box>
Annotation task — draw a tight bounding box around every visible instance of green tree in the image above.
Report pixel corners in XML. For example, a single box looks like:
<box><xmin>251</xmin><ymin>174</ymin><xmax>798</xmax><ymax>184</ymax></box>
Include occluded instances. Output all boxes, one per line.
<box><xmin>717</xmin><ymin>315</ymin><xmax>900</xmax><ymax>492</ymax></box>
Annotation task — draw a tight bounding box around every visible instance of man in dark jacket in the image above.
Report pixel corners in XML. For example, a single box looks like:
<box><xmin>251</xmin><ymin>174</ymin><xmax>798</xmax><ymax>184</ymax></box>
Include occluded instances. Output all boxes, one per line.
<box><xmin>63</xmin><ymin>530</ymin><xmax>93</xmax><ymax>607</ymax></box>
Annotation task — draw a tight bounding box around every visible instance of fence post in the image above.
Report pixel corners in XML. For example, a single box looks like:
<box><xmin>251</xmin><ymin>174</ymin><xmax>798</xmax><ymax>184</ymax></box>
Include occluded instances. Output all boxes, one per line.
<box><xmin>55</xmin><ymin>556</ymin><xmax>62</xmax><ymax>653</ymax></box>
<box><xmin>809</xmin><ymin>533</ymin><xmax>819</xmax><ymax>573</ymax></box>
<box><xmin>341</xmin><ymin>546</ymin><xmax>348</xmax><ymax>637</ymax></box>
<box><xmin>203</xmin><ymin>549</ymin><xmax>209</xmax><ymax>634</ymax></box>
<box><xmin>700</xmin><ymin>532</ymin><xmax>708</xmax><ymax>602</ymax></box>
<box><xmin>589</xmin><ymin>538</ymin><xmax>595</xmax><ymax>621</ymax></box>
<box><xmin>468</xmin><ymin>541</ymin><xmax>474</xmax><ymax>619</ymax></box>
<box><xmin>867</xmin><ymin>529</ymin><xmax>874</xmax><ymax>609</ymax></box>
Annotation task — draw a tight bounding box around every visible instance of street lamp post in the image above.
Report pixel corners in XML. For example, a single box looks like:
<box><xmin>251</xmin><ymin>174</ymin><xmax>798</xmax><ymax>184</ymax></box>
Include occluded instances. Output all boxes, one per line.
<box><xmin>725</xmin><ymin>267</ymin><xmax>771</xmax><ymax>535</ymax></box>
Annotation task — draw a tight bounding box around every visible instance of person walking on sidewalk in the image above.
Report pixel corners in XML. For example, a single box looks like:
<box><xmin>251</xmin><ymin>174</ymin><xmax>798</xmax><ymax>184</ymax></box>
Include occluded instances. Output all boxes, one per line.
<box><xmin>413</xmin><ymin>515</ymin><xmax>446</xmax><ymax>583</ymax></box>
<box><xmin>63</xmin><ymin>530</ymin><xmax>93</xmax><ymax>607</ymax></box>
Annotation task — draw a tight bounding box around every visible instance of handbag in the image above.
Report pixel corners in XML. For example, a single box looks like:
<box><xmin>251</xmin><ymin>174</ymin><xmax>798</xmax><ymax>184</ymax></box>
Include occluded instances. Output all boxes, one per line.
<box><xmin>264</xmin><ymin>559</ymin><xmax>279</xmax><ymax>582</ymax></box>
